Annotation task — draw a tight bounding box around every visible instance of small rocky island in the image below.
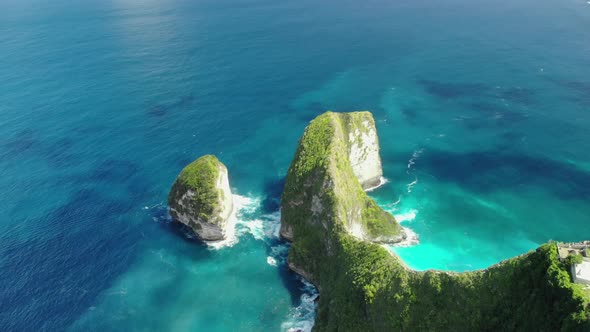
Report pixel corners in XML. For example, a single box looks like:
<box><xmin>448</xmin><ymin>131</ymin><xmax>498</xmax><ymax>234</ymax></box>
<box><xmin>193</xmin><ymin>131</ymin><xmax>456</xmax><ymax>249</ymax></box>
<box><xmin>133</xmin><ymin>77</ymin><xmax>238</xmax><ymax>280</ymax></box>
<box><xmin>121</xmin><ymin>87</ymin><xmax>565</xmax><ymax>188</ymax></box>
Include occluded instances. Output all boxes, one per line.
<box><xmin>281</xmin><ymin>111</ymin><xmax>406</xmax><ymax>245</ymax></box>
<box><xmin>280</xmin><ymin>111</ymin><xmax>590</xmax><ymax>331</ymax></box>
<box><xmin>168</xmin><ymin>155</ymin><xmax>233</xmax><ymax>241</ymax></box>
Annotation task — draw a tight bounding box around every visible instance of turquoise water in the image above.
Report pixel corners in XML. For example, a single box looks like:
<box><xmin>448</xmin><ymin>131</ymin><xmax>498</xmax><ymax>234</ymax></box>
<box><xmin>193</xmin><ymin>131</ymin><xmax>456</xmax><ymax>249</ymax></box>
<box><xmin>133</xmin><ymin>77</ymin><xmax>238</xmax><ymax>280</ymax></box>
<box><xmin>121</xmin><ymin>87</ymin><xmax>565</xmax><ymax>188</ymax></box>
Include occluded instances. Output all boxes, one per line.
<box><xmin>1</xmin><ymin>0</ymin><xmax>590</xmax><ymax>330</ymax></box>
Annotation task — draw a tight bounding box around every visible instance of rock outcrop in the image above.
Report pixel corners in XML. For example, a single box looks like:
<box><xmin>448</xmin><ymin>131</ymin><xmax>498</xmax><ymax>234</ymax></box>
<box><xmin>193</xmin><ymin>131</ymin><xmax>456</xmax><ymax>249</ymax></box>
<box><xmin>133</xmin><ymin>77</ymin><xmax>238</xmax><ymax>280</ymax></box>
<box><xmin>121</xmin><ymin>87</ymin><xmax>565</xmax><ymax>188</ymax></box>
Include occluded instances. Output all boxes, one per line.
<box><xmin>168</xmin><ymin>155</ymin><xmax>233</xmax><ymax>241</ymax></box>
<box><xmin>280</xmin><ymin>111</ymin><xmax>590</xmax><ymax>331</ymax></box>
<box><xmin>345</xmin><ymin>112</ymin><xmax>383</xmax><ymax>189</ymax></box>
<box><xmin>280</xmin><ymin>111</ymin><xmax>404</xmax><ymax>245</ymax></box>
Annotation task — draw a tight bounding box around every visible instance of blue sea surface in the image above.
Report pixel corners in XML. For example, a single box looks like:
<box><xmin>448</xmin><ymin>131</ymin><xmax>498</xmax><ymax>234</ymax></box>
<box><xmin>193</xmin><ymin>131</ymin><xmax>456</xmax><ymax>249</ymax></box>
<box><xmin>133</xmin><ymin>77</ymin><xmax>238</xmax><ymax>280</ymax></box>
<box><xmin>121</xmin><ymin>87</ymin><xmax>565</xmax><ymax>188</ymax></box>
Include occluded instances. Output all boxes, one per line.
<box><xmin>1</xmin><ymin>0</ymin><xmax>590</xmax><ymax>330</ymax></box>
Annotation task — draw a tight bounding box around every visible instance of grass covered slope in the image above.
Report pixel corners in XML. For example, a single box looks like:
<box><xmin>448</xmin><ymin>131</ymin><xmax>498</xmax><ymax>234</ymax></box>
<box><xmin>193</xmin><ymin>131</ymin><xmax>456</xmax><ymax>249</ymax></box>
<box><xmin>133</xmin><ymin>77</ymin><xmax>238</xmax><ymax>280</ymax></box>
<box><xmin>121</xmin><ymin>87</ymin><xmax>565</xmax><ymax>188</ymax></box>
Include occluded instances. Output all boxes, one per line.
<box><xmin>330</xmin><ymin>240</ymin><xmax>590</xmax><ymax>331</ymax></box>
<box><xmin>280</xmin><ymin>111</ymin><xmax>404</xmax><ymax>246</ymax></box>
<box><xmin>168</xmin><ymin>154</ymin><xmax>223</xmax><ymax>224</ymax></box>
<box><xmin>281</xmin><ymin>112</ymin><xmax>590</xmax><ymax>331</ymax></box>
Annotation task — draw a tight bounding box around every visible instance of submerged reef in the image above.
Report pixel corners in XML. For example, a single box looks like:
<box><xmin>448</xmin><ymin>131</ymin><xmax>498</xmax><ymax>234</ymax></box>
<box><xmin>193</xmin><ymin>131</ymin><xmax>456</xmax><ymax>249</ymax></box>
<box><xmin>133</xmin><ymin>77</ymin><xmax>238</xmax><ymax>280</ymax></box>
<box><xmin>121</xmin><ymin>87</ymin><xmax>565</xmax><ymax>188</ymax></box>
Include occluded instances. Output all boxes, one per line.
<box><xmin>168</xmin><ymin>155</ymin><xmax>233</xmax><ymax>241</ymax></box>
<box><xmin>280</xmin><ymin>111</ymin><xmax>590</xmax><ymax>331</ymax></box>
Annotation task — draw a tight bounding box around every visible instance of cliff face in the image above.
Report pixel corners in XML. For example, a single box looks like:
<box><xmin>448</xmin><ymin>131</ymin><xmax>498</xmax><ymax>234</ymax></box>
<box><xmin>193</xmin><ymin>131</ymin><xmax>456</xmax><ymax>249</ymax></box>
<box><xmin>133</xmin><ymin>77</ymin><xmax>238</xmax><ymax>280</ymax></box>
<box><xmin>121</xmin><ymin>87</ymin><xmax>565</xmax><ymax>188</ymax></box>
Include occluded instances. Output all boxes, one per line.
<box><xmin>168</xmin><ymin>155</ymin><xmax>233</xmax><ymax>241</ymax></box>
<box><xmin>280</xmin><ymin>111</ymin><xmax>404</xmax><ymax>248</ymax></box>
<box><xmin>345</xmin><ymin>113</ymin><xmax>383</xmax><ymax>189</ymax></box>
<box><xmin>280</xmin><ymin>111</ymin><xmax>590</xmax><ymax>331</ymax></box>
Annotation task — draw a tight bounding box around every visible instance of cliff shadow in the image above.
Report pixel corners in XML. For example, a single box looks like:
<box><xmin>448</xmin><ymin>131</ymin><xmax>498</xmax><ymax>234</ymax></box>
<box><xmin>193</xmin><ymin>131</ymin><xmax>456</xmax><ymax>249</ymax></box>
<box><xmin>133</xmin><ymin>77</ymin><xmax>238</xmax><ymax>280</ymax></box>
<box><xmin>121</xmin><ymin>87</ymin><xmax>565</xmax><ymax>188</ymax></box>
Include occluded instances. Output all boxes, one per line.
<box><xmin>260</xmin><ymin>177</ymin><xmax>317</xmax><ymax>306</ymax></box>
<box><xmin>261</xmin><ymin>176</ymin><xmax>285</xmax><ymax>214</ymax></box>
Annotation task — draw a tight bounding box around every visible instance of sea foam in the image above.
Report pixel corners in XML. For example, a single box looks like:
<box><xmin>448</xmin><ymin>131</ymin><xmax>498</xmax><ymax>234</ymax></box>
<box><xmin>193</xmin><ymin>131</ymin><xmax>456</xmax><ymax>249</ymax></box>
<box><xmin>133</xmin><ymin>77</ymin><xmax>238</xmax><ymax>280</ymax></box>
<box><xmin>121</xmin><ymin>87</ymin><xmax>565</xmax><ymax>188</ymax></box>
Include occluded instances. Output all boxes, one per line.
<box><xmin>365</xmin><ymin>176</ymin><xmax>389</xmax><ymax>192</ymax></box>
<box><xmin>391</xmin><ymin>209</ymin><xmax>420</xmax><ymax>247</ymax></box>
<box><xmin>281</xmin><ymin>277</ymin><xmax>318</xmax><ymax>332</ymax></box>
<box><xmin>206</xmin><ymin>194</ymin><xmax>260</xmax><ymax>250</ymax></box>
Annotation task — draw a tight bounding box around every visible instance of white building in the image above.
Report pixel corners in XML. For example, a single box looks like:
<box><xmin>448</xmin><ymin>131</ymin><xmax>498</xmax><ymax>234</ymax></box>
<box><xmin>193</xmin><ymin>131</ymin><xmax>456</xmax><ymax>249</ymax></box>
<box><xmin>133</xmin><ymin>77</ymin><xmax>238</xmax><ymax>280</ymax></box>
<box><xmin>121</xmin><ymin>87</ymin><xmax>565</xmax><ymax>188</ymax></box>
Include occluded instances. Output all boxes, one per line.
<box><xmin>572</xmin><ymin>258</ymin><xmax>590</xmax><ymax>285</ymax></box>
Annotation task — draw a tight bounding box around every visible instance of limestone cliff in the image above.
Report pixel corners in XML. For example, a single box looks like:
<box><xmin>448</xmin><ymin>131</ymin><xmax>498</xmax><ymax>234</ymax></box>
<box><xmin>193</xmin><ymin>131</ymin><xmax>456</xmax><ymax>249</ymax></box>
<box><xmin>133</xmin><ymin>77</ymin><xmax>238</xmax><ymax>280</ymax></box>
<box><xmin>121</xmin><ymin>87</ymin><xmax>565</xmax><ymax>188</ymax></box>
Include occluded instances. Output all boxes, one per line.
<box><xmin>280</xmin><ymin>111</ymin><xmax>590</xmax><ymax>331</ymax></box>
<box><xmin>345</xmin><ymin>112</ymin><xmax>383</xmax><ymax>189</ymax></box>
<box><xmin>280</xmin><ymin>111</ymin><xmax>404</xmax><ymax>247</ymax></box>
<box><xmin>168</xmin><ymin>155</ymin><xmax>233</xmax><ymax>241</ymax></box>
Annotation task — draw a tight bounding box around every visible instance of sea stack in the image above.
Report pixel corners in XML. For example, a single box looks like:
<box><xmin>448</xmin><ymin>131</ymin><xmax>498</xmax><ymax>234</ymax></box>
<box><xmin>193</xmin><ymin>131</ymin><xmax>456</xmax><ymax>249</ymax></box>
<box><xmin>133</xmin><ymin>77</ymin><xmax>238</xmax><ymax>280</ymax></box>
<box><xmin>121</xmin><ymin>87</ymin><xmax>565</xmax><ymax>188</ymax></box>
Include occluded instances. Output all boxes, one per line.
<box><xmin>168</xmin><ymin>155</ymin><xmax>233</xmax><ymax>241</ymax></box>
<box><xmin>279</xmin><ymin>111</ymin><xmax>590</xmax><ymax>331</ymax></box>
<box><xmin>280</xmin><ymin>111</ymin><xmax>404</xmax><ymax>246</ymax></box>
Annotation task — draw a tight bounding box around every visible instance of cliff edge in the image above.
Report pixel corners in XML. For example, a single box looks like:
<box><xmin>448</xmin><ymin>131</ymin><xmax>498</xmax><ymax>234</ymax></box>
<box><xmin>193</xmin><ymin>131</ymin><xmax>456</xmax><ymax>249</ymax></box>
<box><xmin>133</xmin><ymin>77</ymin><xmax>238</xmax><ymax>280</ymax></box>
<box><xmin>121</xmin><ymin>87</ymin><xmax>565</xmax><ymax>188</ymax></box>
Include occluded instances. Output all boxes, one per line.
<box><xmin>281</xmin><ymin>111</ymin><xmax>590</xmax><ymax>331</ymax></box>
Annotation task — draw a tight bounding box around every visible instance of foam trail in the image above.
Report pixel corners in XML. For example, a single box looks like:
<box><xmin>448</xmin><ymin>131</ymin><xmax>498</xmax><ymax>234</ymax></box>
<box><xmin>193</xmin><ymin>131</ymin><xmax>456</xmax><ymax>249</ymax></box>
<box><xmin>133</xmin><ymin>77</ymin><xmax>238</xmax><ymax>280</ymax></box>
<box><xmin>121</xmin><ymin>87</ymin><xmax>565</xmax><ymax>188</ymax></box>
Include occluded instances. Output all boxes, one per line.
<box><xmin>407</xmin><ymin>176</ymin><xmax>418</xmax><ymax>193</ymax></box>
<box><xmin>365</xmin><ymin>176</ymin><xmax>389</xmax><ymax>192</ymax></box>
<box><xmin>407</xmin><ymin>148</ymin><xmax>424</xmax><ymax>170</ymax></box>
<box><xmin>390</xmin><ymin>196</ymin><xmax>401</xmax><ymax>206</ymax></box>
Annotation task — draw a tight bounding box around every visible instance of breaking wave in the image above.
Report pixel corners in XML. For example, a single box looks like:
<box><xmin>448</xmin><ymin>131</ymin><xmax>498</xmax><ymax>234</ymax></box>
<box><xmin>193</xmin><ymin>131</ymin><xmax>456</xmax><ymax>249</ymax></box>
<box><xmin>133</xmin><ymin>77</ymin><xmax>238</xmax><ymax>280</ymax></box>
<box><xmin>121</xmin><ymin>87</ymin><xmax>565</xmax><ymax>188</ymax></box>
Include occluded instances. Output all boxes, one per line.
<box><xmin>281</xmin><ymin>277</ymin><xmax>319</xmax><ymax>332</ymax></box>
<box><xmin>392</xmin><ymin>209</ymin><xmax>420</xmax><ymax>247</ymax></box>
<box><xmin>365</xmin><ymin>176</ymin><xmax>389</xmax><ymax>192</ymax></box>
<box><xmin>206</xmin><ymin>194</ymin><xmax>261</xmax><ymax>250</ymax></box>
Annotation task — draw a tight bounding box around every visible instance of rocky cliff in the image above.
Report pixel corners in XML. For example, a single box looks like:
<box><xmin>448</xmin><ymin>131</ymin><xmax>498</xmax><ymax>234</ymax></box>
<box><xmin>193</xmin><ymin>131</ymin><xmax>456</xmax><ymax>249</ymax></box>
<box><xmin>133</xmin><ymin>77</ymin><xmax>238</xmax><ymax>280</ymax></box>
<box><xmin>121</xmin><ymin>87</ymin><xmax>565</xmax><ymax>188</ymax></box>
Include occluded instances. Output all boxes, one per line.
<box><xmin>280</xmin><ymin>111</ymin><xmax>590</xmax><ymax>331</ymax></box>
<box><xmin>280</xmin><ymin>111</ymin><xmax>405</xmax><ymax>247</ymax></box>
<box><xmin>168</xmin><ymin>155</ymin><xmax>233</xmax><ymax>241</ymax></box>
<box><xmin>345</xmin><ymin>112</ymin><xmax>383</xmax><ymax>189</ymax></box>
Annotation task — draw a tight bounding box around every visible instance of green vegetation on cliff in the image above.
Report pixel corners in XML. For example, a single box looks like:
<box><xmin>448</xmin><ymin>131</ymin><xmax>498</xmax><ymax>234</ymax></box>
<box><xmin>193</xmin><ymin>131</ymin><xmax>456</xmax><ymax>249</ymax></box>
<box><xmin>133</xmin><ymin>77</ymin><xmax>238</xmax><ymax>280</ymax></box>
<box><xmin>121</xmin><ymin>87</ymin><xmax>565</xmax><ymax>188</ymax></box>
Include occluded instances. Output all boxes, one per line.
<box><xmin>168</xmin><ymin>154</ymin><xmax>222</xmax><ymax>222</ymax></box>
<box><xmin>281</xmin><ymin>111</ymin><xmax>402</xmax><ymax>246</ymax></box>
<box><xmin>281</xmin><ymin>111</ymin><xmax>590</xmax><ymax>331</ymax></box>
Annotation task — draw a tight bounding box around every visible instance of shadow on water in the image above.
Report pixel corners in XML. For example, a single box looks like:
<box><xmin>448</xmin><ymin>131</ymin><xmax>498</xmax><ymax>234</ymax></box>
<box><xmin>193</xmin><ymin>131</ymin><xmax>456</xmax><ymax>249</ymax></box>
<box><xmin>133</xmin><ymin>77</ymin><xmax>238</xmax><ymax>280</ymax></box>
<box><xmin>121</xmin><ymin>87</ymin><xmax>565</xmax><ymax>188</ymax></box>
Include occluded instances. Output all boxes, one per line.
<box><xmin>154</xmin><ymin>206</ymin><xmax>214</xmax><ymax>251</ymax></box>
<box><xmin>400</xmin><ymin>106</ymin><xmax>419</xmax><ymax>124</ymax></box>
<box><xmin>1</xmin><ymin>129</ymin><xmax>38</xmax><ymax>160</ymax></box>
<box><xmin>416</xmin><ymin>148</ymin><xmax>590</xmax><ymax>201</ymax></box>
<box><xmin>260</xmin><ymin>176</ymin><xmax>306</xmax><ymax>305</ymax></box>
<box><xmin>267</xmin><ymin>236</ymin><xmax>307</xmax><ymax>306</ymax></box>
<box><xmin>146</xmin><ymin>94</ymin><xmax>195</xmax><ymax>119</ymax></box>
<box><xmin>262</xmin><ymin>176</ymin><xmax>285</xmax><ymax>214</ymax></box>
<box><xmin>0</xmin><ymin>189</ymin><xmax>141</xmax><ymax>331</ymax></box>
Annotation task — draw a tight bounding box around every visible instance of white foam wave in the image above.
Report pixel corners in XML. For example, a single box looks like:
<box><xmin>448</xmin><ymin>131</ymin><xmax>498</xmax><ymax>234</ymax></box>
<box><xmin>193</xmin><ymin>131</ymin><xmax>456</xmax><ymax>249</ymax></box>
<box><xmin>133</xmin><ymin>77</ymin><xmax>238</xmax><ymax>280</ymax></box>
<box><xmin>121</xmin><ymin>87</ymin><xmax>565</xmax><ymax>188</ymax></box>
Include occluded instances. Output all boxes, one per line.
<box><xmin>281</xmin><ymin>277</ymin><xmax>318</xmax><ymax>332</ymax></box>
<box><xmin>267</xmin><ymin>256</ymin><xmax>278</xmax><ymax>267</ymax></box>
<box><xmin>365</xmin><ymin>176</ymin><xmax>389</xmax><ymax>192</ymax></box>
<box><xmin>392</xmin><ymin>209</ymin><xmax>420</xmax><ymax>247</ymax></box>
<box><xmin>240</xmin><ymin>210</ymin><xmax>282</xmax><ymax>241</ymax></box>
<box><xmin>394</xmin><ymin>209</ymin><xmax>418</xmax><ymax>223</ymax></box>
<box><xmin>394</xmin><ymin>227</ymin><xmax>420</xmax><ymax>247</ymax></box>
<box><xmin>407</xmin><ymin>176</ymin><xmax>418</xmax><ymax>193</ymax></box>
<box><xmin>407</xmin><ymin>148</ymin><xmax>424</xmax><ymax>170</ymax></box>
<box><xmin>206</xmin><ymin>194</ymin><xmax>260</xmax><ymax>250</ymax></box>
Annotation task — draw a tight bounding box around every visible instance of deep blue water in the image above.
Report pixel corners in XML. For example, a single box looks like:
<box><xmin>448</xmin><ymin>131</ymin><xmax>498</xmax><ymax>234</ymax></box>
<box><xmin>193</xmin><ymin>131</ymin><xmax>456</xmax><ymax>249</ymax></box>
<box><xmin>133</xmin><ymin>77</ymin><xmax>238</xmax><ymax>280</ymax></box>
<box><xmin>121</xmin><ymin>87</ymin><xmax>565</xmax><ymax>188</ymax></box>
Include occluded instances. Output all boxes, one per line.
<box><xmin>1</xmin><ymin>0</ymin><xmax>590</xmax><ymax>330</ymax></box>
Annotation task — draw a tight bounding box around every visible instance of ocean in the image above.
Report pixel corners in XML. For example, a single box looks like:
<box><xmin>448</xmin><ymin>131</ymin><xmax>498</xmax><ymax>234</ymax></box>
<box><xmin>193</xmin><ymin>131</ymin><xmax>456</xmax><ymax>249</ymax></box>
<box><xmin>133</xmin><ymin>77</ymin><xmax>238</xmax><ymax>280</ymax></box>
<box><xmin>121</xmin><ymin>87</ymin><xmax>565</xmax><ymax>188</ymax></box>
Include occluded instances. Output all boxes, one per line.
<box><xmin>1</xmin><ymin>0</ymin><xmax>590</xmax><ymax>330</ymax></box>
